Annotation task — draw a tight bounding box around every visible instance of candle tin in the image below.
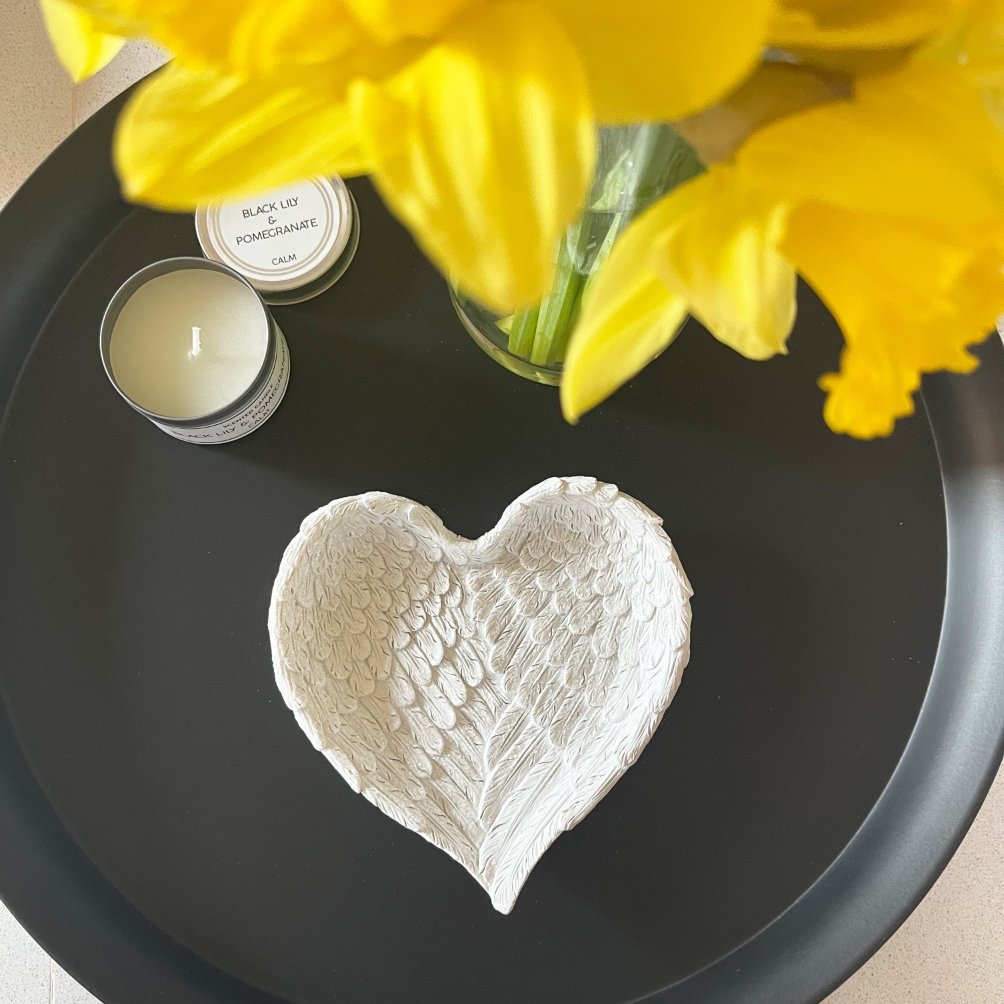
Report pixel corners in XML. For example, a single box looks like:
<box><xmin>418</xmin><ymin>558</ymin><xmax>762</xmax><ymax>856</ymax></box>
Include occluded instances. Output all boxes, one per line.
<box><xmin>100</xmin><ymin>257</ymin><xmax>290</xmax><ymax>444</ymax></box>
<box><xmin>195</xmin><ymin>176</ymin><xmax>359</xmax><ymax>305</ymax></box>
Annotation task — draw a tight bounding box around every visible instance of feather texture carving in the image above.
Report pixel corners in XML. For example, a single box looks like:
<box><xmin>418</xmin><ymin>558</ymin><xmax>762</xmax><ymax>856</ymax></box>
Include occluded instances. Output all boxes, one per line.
<box><xmin>269</xmin><ymin>477</ymin><xmax>692</xmax><ymax>912</ymax></box>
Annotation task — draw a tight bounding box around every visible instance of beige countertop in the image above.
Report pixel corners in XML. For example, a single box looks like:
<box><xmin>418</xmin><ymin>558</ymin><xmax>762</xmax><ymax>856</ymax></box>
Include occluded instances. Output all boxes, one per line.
<box><xmin>0</xmin><ymin>4</ymin><xmax>1001</xmax><ymax>1001</ymax></box>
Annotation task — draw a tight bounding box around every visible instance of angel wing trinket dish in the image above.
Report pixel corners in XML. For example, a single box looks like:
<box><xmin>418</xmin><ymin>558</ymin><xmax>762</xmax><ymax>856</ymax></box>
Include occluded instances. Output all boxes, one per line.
<box><xmin>268</xmin><ymin>476</ymin><xmax>692</xmax><ymax>912</ymax></box>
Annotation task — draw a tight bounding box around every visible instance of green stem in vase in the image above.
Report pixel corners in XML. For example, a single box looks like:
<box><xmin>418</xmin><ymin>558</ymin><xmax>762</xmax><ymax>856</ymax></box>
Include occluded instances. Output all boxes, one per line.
<box><xmin>528</xmin><ymin>234</ymin><xmax>586</xmax><ymax>366</ymax></box>
<box><xmin>508</xmin><ymin>303</ymin><xmax>540</xmax><ymax>359</ymax></box>
<box><xmin>507</xmin><ymin>124</ymin><xmax>704</xmax><ymax>370</ymax></box>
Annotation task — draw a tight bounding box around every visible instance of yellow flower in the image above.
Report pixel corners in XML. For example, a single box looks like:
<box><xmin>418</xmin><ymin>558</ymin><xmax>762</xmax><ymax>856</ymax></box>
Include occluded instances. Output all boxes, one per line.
<box><xmin>43</xmin><ymin>0</ymin><xmax>772</xmax><ymax>313</ymax></box>
<box><xmin>741</xmin><ymin>61</ymin><xmax>1004</xmax><ymax>437</ymax></box>
<box><xmin>40</xmin><ymin>0</ymin><xmax>124</xmax><ymax>83</ymax></box>
<box><xmin>565</xmin><ymin>3</ymin><xmax>1004</xmax><ymax>438</ymax></box>
<box><xmin>46</xmin><ymin>0</ymin><xmax>1002</xmax><ymax>439</ymax></box>
<box><xmin>788</xmin><ymin>207</ymin><xmax>999</xmax><ymax>437</ymax></box>
<box><xmin>560</xmin><ymin>164</ymin><xmax>797</xmax><ymax>421</ymax></box>
<box><xmin>769</xmin><ymin>0</ymin><xmax>972</xmax><ymax>49</ymax></box>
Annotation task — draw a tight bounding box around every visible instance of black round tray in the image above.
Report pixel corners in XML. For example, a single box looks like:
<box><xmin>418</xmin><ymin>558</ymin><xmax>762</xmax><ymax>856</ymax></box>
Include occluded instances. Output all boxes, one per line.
<box><xmin>0</xmin><ymin>93</ymin><xmax>1002</xmax><ymax>1004</ymax></box>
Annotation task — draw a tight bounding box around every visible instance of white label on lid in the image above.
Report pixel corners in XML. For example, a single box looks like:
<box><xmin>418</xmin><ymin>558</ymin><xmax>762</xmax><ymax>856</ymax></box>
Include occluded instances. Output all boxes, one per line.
<box><xmin>207</xmin><ymin>179</ymin><xmax>342</xmax><ymax>284</ymax></box>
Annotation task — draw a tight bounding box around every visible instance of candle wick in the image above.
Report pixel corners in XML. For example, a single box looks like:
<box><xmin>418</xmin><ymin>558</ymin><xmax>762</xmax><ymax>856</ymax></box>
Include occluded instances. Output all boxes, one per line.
<box><xmin>190</xmin><ymin>326</ymin><xmax>202</xmax><ymax>357</ymax></box>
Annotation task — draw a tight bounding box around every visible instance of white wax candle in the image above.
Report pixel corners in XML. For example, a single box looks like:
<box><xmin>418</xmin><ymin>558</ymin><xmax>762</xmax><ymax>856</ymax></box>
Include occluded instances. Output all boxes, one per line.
<box><xmin>109</xmin><ymin>268</ymin><xmax>269</xmax><ymax>420</ymax></box>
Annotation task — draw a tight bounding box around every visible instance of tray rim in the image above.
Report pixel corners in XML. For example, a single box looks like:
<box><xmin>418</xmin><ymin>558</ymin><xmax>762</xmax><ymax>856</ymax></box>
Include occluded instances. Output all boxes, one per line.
<box><xmin>0</xmin><ymin>91</ymin><xmax>1002</xmax><ymax>1004</ymax></box>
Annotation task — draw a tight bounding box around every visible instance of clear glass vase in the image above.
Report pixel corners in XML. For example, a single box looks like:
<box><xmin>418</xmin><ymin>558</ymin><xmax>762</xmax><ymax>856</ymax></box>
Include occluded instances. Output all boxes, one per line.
<box><xmin>452</xmin><ymin>123</ymin><xmax>703</xmax><ymax>385</ymax></box>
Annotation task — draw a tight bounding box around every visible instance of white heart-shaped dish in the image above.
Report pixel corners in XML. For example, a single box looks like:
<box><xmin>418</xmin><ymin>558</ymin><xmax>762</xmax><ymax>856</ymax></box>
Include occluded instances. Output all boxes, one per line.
<box><xmin>268</xmin><ymin>476</ymin><xmax>692</xmax><ymax>912</ymax></box>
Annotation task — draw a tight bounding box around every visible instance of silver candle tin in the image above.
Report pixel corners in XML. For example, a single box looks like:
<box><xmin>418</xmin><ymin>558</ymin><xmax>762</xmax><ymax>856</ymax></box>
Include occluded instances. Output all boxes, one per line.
<box><xmin>100</xmin><ymin>257</ymin><xmax>290</xmax><ymax>444</ymax></box>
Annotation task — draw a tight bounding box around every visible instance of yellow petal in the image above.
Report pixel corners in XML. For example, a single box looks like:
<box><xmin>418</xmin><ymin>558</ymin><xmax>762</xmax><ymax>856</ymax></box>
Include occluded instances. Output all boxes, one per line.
<box><xmin>48</xmin><ymin>0</ymin><xmax>145</xmax><ymax>37</ymax></box>
<box><xmin>114</xmin><ymin>62</ymin><xmax>370</xmax><ymax>210</ymax></box>
<box><xmin>353</xmin><ymin>2</ymin><xmax>594</xmax><ymax>313</ymax></box>
<box><xmin>770</xmin><ymin>0</ymin><xmax>971</xmax><ymax>49</ymax></box>
<box><xmin>68</xmin><ymin>0</ymin><xmax>371</xmax><ymax>75</ymax></box>
<box><xmin>919</xmin><ymin>0</ymin><xmax>1003</xmax><ymax>75</ymax></box>
<box><xmin>562</xmin><ymin>198</ymin><xmax>688</xmax><ymax>421</ymax></box>
<box><xmin>653</xmin><ymin>167</ymin><xmax>797</xmax><ymax>360</ymax></box>
<box><xmin>161</xmin><ymin>0</ymin><xmax>367</xmax><ymax>75</ymax></box>
<box><xmin>818</xmin><ymin>347</ymin><xmax>919</xmax><ymax>439</ymax></box>
<box><xmin>40</xmin><ymin>0</ymin><xmax>124</xmax><ymax>82</ymax></box>
<box><xmin>917</xmin><ymin>0</ymin><xmax>1004</xmax><ymax>126</ymax></box>
<box><xmin>540</xmin><ymin>0</ymin><xmax>773</xmax><ymax>122</ymax></box>
<box><xmin>738</xmin><ymin>63</ymin><xmax>1004</xmax><ymax>229</ymax></box>
<box><xmin>784</xmin><ymin>203</ymin><xmax>1003</xmax><ymax>437</ymax></box>
<box><xmin>344</xmin><ymin>0</ymin><xmax>480</xmax><ymax>42</ymax></box>
<box><xmin>673</xmin><ymin>62</ymin><xmax>852</xmax><ymax>165</ymax></box>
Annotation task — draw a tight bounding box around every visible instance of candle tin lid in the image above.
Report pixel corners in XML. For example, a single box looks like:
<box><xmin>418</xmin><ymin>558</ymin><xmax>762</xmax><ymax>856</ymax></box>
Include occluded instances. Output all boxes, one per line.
<box><xmin>195</xmin><ymin>176</ymin><xmax>358</xmax><ymax>305</ymax></box>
